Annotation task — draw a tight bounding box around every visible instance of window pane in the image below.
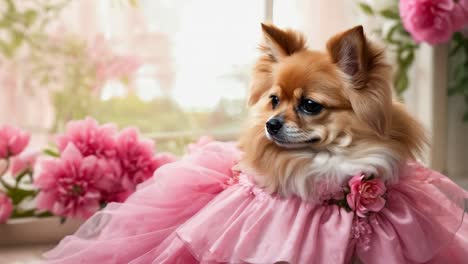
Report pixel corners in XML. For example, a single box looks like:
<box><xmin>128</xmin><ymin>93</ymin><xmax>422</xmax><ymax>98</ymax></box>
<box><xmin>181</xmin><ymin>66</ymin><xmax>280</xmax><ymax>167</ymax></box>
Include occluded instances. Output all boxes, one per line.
<box><xmin>0</xmin><ymin>0</ymin><xmax>265</xmax><ymax>151</ymax></box>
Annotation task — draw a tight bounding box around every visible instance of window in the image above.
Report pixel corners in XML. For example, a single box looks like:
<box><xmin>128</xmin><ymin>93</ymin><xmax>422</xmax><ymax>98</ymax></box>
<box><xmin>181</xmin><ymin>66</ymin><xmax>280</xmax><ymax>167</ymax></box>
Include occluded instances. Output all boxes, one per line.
<box><xmin>0</xmin><ymin>0</ymin><xmax>267</xmax><ymax>153</ymax></box>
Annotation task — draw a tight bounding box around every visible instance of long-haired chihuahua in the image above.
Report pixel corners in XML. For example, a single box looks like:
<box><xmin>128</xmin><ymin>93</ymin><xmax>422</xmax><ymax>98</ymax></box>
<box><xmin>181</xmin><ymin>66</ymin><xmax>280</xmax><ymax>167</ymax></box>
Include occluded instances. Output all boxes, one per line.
<box><xmin>239</xmin><ymin>24</ymin><xmax>426</xmax><ymax>200</ymax></box>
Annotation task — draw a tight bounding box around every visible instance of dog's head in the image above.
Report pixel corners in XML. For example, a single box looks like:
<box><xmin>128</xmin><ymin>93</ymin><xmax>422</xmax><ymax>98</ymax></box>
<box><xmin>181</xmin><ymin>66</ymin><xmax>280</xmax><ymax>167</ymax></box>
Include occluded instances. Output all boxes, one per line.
<box><xmin>239</xmin><ymin>24</ymin><xmax>426</xmax><ymax>199</ymax></box>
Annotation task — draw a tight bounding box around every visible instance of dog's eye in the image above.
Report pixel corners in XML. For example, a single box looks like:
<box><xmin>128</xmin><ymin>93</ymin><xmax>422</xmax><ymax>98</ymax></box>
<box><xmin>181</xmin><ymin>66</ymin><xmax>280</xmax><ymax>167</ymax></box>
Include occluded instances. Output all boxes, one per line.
<box><xmin>299</xmin><ymin>98</ymin><xmax>323</xmax><ymax>115</ymax></box>
<box><xmin>270</xmin><ymin>95</ymin><xmax>280</xmax><ymax>109</ymax></box>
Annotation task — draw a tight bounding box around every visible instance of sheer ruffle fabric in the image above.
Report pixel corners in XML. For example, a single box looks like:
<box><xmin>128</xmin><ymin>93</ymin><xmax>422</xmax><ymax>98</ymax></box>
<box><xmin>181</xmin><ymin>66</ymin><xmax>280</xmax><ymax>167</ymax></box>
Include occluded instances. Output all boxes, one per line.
<box><xmin>44</xmin><ymin>142</ymin><xmax>468</xmax><ymax>264</ymax></box>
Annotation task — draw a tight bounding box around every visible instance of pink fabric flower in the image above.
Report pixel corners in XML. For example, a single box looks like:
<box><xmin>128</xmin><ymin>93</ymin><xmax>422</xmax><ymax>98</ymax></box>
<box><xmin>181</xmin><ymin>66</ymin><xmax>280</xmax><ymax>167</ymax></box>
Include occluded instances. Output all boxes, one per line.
<box><xmin>35</xmin><ymin>143</ymin><xmax>103</xmax><ymax>219</ymax></box>
<box><xmin>186</xmin><ymin>136</ymin><xmax>214</xmax><ymax>154</ymax></box>
<box><xmin>346</xmin><ymin>174</ymin><xmax>386</xmax><ymax>218</ymax></box>
<box><xmin>116</xmin><ymin>128</ymin><xmax>159</xmax><ymax>189</ymax></box>
<box><xmin>10</xmin><ymin>151</ymin><xmax>38</xmax><ymax>176</ymax></box>
<box><xmin>400</xmin><ymin>0</ymin><xmax>468</xmax><ymax>45</ymax></box>
<box><xmin>56</xmin><ymin>117</ymin><xmax>117</xmax><ymax>158</ymax></box>
<box><xmin>0</xmin><ymin>125</ymin><xmax>30</xmax><ymax>158</ymax></box>
<box><xmin>0</xmin><ymin>193</ymin><xmax>13</xmax><ymax>223</ymax></box>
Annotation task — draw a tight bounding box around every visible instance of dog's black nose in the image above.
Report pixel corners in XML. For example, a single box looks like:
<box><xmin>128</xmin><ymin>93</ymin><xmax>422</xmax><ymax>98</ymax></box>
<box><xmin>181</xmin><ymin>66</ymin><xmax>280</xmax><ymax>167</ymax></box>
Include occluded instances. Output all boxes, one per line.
<box><xmin>266</xmin><ymin>118</ymin><xmax>283</xmax><ymax>135</ymax></box>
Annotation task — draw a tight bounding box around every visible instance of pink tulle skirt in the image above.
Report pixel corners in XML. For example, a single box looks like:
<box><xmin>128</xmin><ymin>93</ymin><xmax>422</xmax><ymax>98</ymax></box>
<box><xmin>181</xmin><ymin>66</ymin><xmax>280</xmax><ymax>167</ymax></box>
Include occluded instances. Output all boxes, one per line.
<box><xmin>44</xmin><ymin>142</ymin><xmax>468</xmax><ymax>264</ymax></box>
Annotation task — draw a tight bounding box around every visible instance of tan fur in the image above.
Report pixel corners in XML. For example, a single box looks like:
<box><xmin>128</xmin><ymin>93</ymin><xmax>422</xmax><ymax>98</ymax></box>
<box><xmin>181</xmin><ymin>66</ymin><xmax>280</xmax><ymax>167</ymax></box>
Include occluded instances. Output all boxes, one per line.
<box><xmin>239</xmin><ymin>24</ymin><xmax>427</xmax><ymax>199</ymax></box>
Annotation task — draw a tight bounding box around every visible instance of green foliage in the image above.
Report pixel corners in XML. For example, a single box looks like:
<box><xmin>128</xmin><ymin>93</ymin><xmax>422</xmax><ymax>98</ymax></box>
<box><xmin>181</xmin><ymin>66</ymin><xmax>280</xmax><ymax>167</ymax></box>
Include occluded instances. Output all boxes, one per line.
<box><xmin>379</xmin><ymin>9</ymin><xmax>400</xmax><ymax>20</ymax></box>
<box><xmin>0</xmin><ymin>0</ymin><xmax>70</xmax><ymax>58</ymax></box>
<box><xmin>0</xmin><ymin>0</ymin><xmax>248</xmax><ymax>147</ymax></box>
<box><xmin>383</xmin><ymin>21</ymin><xmax>419</xmax><ymax>96</ymax></box>
<box><xmin>357</xmin><ymin>3</ymin><xmax>418</xmax><ymax>96</ymax></box>
<box><xmin>358</xmin><ymin>2</ymin><xmax>374</xmax><ymax>15</ymax></box>
<box><xmin>448</xmin><ymin>32</ymin><xmax>468</xmax><ymax>121</ymax></box>
<box><xmin>358</xmin><ymin>2</ymin><xmax>468</xmax><ymax>121</ymax></box>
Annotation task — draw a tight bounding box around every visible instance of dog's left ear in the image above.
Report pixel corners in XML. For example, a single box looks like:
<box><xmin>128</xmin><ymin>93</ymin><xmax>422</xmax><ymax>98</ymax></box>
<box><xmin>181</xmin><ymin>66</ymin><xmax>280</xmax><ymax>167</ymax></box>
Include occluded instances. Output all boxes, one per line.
<box><xmin>327</xmin><ymin>25</ymin><xmax>392</xmax><ymax>136</ymax></box>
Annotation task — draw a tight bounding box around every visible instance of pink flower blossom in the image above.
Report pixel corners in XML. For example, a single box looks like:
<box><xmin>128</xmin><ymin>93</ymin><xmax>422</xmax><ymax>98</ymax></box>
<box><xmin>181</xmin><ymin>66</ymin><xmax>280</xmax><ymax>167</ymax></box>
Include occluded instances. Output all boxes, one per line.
<box><xmin>0</xmin><ymin>193</ymin><xmax>13</xmax><ymax>223</ymax></box>
<box><xmin>0</xmin><ymin>125</ymin><xmax>30</xmax><ymax>158</ymax></box>
<box><xmin>87</xmin><ymin>34</ymin><xmax>141</xmax><ymax>91</ymax></box>
<box><xmin>94</xmin><ymin>158</ymin><xmax>128</xmax><ymax>202</ymax></box>
<box><xmin>95</xmin><ymin>56</ymin><xmax>141</xmax><ymax>84</ymax></box>
<box><xmin>346</xmin><ymin>174</ymin><xmax>386</xmax><ymax>218</ymax></box>
<box><xmin>186</xmin><ymin>136</ymin><xmax>214</xmax><ymax>154</ymax></box>
<box><xmin>153</xmin><ymin>152</ymin><xmax>178</xmax><ymax>168</ymax></box>
<box><xmin>116</xmin><ymin>128</ymin><xmax>159</xmax><ymax>189</ymax></box>
<box><xmin>56</xmin><ymin>117</ymin><xmax>117</xmax><ymax>158</ymax></box>
<box><xmin>35</xmin><ymin>143</ymin><xmax>103</xmax><ymax>219</ymax></box>
<box><xmin>10</xmin><ymin>151</ymin><xmax>38</xmax><ymax>176</ymax></box>
<box><xmin>400</xmin><ymin>0</ymin><xmax>468</xmax><ymax>45</ymax></box>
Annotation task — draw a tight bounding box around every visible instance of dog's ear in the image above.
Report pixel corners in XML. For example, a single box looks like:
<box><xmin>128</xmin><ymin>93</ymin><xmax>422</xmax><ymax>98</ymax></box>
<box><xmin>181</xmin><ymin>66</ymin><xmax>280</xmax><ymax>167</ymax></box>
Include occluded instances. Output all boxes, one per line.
<box><xmin>260</xmin><ymin>23</ymin><xmax>306</xmax><ymax>62</ymax></box>
<box><xmin>327</xmin><ymin>25</ymin><xmax>392</xmax><ymax>136</ymax></box>
<box><xmin>247</xmin><ymin>24</ymin><xmax>306</xmax><ymax>106</ymax></box>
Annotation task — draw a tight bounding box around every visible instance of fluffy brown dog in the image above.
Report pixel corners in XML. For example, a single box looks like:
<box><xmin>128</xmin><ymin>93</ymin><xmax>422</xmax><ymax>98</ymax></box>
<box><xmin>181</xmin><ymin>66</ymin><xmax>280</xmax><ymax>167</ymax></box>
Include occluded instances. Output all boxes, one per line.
<box><xmin>239</xmin><ymin>24</ymin><xmax>426</xmax><ymax>200</ymax></box>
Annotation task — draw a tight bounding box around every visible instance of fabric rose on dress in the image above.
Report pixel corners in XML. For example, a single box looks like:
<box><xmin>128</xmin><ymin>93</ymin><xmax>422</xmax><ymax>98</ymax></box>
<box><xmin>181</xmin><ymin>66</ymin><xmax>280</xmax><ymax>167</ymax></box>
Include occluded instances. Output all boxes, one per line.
<box><xmin>0</xmin><ymin>125</ymin><xmax>30</xmax><ymax>158</ymax></box>
<box><xmin>35</xmin><ymin>143</ymin><xmax>103</xmax><ymax>219</ymax></box>
<box><xmin>346</xmin><ymin>174</ymin><xmax>386</xmax><ymax>217</ymax></box>
<box><xmin>0</xmin><ymin>193</ymin><xmax>13</xmax><ymax>223</ymax></box>
<box><xmin>56</xmin><ymin>117</ymin><xmax>117</xmax><ymax>158</ymax></box>
<box><xmin>399</xmin><ymin>0</ymin><xmax>468</xmax><ymax>45</ymax></box>
<box><xmin>10</xmin><ymin>151</ymin><xmax>39</xmax><ymax>176</ymax></box>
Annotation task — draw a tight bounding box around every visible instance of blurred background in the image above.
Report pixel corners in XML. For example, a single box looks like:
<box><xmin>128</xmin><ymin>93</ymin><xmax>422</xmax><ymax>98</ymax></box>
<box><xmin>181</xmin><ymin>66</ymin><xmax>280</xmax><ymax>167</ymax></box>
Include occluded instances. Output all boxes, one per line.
<box><xmin>0</xmin><ymin>0</ymin><xmax>467</xmax><ymax>262</ymax></box>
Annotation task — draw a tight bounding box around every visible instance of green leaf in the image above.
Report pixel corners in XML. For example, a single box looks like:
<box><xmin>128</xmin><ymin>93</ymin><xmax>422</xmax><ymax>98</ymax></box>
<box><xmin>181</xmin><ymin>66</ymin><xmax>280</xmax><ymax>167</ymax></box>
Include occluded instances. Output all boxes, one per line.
<box><xmin>463</xmin><ymin>112</ymin><xmax>468</xmax><ymax>122</ymax></box>
<box><xmin>23</xmin><ymin>10</ymin><xmax>38</xmax><ymax>27</ymax></box>
<box><xmin>0</xmin><ymin>39</ymin><xmax>14</xmax><ymax>58</ymax></box>
<box><xmin>10</xmin><ymin>31</ymin><xmax>24</xmax><ymax>53</ymax></box>
<box><xmin>36</xmin><ymin>211</ymin><xmax>53</xmax><ymax>218</ymax></box>
<box><xmin>8</xmin><ymin>188</ymin><xmax>38</xmax><ymax>205</ymax></box>
<box><xmin>448</xmin><ymin>87</ymin><xmax>458</xmax><ymax>96</ymax></box>
<box><xmin>11</xmin><ymin>208</ymin><xmax>36</xmax><ymax>218</ymax></box>
<box><xmin>385</xmin><ymin>23</ymin><xmax>400</xmax><ymax>44</ymax></box>
<box><xmin>450</xmin><ymin>41</ymin><xmax>463</xmax><ymax>56</ymax></box>
<box><xmin>0</xmin><ymin>18</ymin><xmax>12</xmax><ymax>28</ymax></box>
<box><xmin>399</xmin><ymin>49</ymin><xmax>415</xmax><ymax>68</ymax></box>
<box><xmin>43</xmin><ymin>148</ymin><xmax>60</xmax><ymax>157</ymax></box>
<box><xmin>358</xmin><ymin>2</ymin><xmax>374</xmax><ymax>15</ymax></box>
<box><xmin>395</xmin><ymin>70</ymin><xmax>409</xmax><ymax>94</ymax></box>
<box><xmin>14</xmin><ymin>170</ymin><xmax>31</xmax><ymax>187</ymax></box>
<box><xmin>380</xmin><ymin>9</ymin><xmax>400</xmax><ymax>20</ymax></box>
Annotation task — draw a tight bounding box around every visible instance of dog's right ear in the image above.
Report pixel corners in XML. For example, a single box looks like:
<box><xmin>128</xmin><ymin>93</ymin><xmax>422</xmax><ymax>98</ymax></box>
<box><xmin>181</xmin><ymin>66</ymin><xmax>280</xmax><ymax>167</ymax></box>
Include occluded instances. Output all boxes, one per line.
<box><xmin>248</xmin><ymin>24</ymin><xmax>306</xmax><ymax>106</ymax></box>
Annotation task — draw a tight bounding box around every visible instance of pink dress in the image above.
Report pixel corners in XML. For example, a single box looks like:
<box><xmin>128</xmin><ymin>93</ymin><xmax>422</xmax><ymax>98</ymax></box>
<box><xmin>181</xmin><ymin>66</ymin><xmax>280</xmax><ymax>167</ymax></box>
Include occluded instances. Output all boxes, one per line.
<box><xmin>44</xmin><ymin>142</ymin><xmax>468</xmax><ymax>264</ymax></box>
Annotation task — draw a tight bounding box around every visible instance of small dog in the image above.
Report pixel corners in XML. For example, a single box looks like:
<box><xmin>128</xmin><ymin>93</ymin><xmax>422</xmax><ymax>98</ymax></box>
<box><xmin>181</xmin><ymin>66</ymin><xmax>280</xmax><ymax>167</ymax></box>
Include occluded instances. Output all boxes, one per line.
<box><xmin>239</xmin><ymin>24</ymin><xmax>426</xmax><ymax>200</ymax></box>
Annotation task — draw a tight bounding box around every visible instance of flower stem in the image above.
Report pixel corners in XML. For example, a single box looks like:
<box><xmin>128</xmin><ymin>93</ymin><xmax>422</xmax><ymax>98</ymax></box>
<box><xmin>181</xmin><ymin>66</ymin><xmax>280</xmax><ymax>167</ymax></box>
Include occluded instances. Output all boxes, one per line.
<box><xmin>0</xmin><ymin>158</ymin><xmax>10</xmax><ymax>177</ymax></box>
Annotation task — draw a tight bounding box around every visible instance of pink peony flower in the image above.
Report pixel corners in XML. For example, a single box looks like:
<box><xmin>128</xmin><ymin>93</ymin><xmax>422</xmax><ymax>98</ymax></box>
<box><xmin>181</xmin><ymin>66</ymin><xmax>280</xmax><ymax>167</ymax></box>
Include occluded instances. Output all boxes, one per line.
<box><xmin>0</xmin><ymin>193</ymin><xmax>13</xmax><ymax>223</ymax></box>
<box><xmin>87</xmin><ymin>34</ymin><xmax>141</xmax><ymax>91</ymax></box>
<box><xmin>400</xmin><ymin>0</ymin><xmax>468</xmax><ymax>45</ymax></box>
<box><xmin>35</xmin><ymin>143</ymin><xmax>103</xmax><ymax>219</ymax></box>
<box><xmin>10</xmin><ymin>151</ymin><xmax>38</xmax><ymax>176</ymax></box>
<box><xmin>186</xmin><ymin>136</ymin><xmax>214</xmax><ymax>154</ymax></box>
<box><xmin>0</xmin><ymin>125</ymin><xmax>30</xmax><ymax>158</ymax></box>
<box><xmin>153</xmin><ymin>152</ymin><xmax>178</xmax><ymax>168</ymax></box>
<box><xmin>346</xmin><ymin>174</ymin><xmax>386</xmax><ymax>218</ymax></box>
<box><xmin>56</xmin><ymin>117</ymin><xmax>117</xmax><ymax>158</ymax></box>
<box><xmin>93</xmin><ymin>158</ymin><xmax>129</xmax><ymax>202</ymax></box>
<box><xmin>116</xmin><ymin>128</ymin><xmax>159</xmax><ymax>189</ymax></box>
